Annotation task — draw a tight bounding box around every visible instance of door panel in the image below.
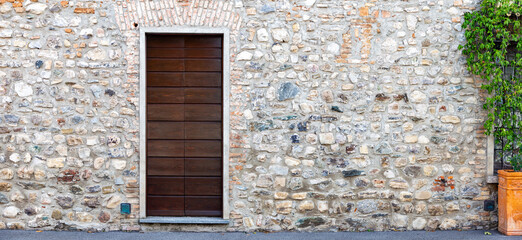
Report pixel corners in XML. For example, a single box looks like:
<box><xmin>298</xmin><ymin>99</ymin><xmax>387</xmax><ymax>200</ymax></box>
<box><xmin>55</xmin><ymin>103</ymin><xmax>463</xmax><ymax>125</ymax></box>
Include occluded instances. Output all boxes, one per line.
<box><xmin>146</xmin><ymin>34</ymin><xmax>223</xmax><ymax>217</ymax></box>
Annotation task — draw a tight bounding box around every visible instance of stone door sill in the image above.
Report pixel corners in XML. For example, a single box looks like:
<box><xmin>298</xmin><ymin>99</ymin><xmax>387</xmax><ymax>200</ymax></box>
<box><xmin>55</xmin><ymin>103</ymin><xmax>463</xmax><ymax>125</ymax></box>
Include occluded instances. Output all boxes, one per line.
<box><xmin>139</xmin><ymin>217</ymin><xmax>229</xmax><ymax>224</ymax></box>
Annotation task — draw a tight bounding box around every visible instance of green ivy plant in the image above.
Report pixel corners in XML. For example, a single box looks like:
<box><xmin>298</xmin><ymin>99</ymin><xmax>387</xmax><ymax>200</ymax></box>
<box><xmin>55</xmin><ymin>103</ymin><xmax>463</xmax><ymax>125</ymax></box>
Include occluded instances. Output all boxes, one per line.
<box><xmin>459</xmin><ymin>0</ymin><xmax>522</xmax><ymax>171</ymax></box>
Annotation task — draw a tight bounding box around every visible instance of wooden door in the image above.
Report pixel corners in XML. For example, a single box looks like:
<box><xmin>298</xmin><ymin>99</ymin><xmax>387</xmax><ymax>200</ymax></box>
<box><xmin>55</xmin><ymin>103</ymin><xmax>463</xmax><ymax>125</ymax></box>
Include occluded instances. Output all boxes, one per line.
<box><xmin>146</xmin><ymin>34</ymin><xmax>223</xmax><ymax>217</ymax></box>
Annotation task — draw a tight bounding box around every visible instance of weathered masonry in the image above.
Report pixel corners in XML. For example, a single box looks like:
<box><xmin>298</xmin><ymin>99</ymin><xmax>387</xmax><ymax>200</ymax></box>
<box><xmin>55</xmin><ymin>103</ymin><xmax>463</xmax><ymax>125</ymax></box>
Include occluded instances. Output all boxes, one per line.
<box><xmin>0</xmin><ymin>0</ymin><xmax>498</xmax><ymax>232</ymax></box>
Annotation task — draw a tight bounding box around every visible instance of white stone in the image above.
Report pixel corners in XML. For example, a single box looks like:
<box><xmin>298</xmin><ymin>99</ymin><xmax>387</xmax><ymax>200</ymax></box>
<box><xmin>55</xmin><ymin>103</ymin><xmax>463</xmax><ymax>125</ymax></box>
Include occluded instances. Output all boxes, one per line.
<box><xmin>392</xmin><ymin>214</ymin><xmax>408</xmax><ymax>228</ymax></box>
<box><xmin>13</xmin><ymin>40</ymin><xmax>26</xmax><ymax>48</ymax></box>
<box><xmin>303</xmin><ymin>0</ymin><xmax>316</xmax><ymax>7</ymax></box>
<box><xmin>0</xmin><ymin>168</ymin><xmax>14</xmax><ymax>180</ymax></box>
<box><xmin>285</xmin><ymin>157</ymin><xmax>301</xmax><ymax>167</ymax></box>
<box><xmin>237</xmin><ymin>51</ymin><xmax>253</xmax><ymax>61</ymax></box>
<box><xmin>34</xmin><ymin>132</ymin><xmax>53</xmax><ymax>145</ymax></box>
<box><xmin>47</xmin><ymin>158</ymin><xmax>65</xmax><ymax>168</ymax></box>
<box><xmin>439</xmin><ymin>218</ymin><xmax>457</xmax><ymax>230</ymax></box>
<box><xmin>14</xmin><ymin>82</ymin><xmax>33</xmax><ymax>97</ymax></box>
<box><xmin>326</xmin><ymin>43</ymin><xmax>340</xmax><ymax>55</ymax></box>
<box><xmin>112</xmin><ymin>160</ymin><xmax>126</xmax><ymax>170</ymax></box>
<box><xmin>441</xmin><ymin>116</ymin><xmax>460</xmax><ymax>123</ymax></box>
<box><xmin>86</xmin><ymin>49</ymin><xmax>107</xmax><ymax>61</ymax></box>
<box><xmin>404</xmin><ymin>135</ymin><xmax>418</xmax><ymax>143</ymax></box>
<box><xmin>297</xmin><ymin>200</ymin><xmax>314</xmax><ymax>211</ymax></box>
<box><xmin>244</xmin><ymin>109</ymin><xmax>253</xmax><ymax>119</ymax></box>
<box><xmin>106</xmin><ymin>195</ymin><xmax>122</xmax><ymax>209</ymax></box>
<box><xmin>319</xmin><ymin>133</ymin><xmax>335</xmax><ymax>145</ymax></box>
<box><xmin>299</xmin><ymin>103</ymin><xmax>313</xmax><ymax>113</ymax></box>
<box><xmin>0</xmin><ymin>3</ymin><xmax>12</xmax><ymax>13</ymax></box>
<box><xmin>418</xmin><ymin>135</ymin><xmax>429</xmax><ymax>144</ymax></box>
<box><xmin>412</xmin><ymin>217</ymin><xmax>427</xmax><ymax>230</ymax></box>
<box><xmin>383</xmin><ymin>170</ymin><xmax>395</xmax><ymax>178</ymax></box>
<box><xmin>446</xmin><ymin>7</ymin><xmax>459</xmax><ymax>15</ymax></box>
<box><xmin>78</xmin><ymin>148</ymin><xmax>91</xmax><ymax>159</ymax></box>
<box><xmin>253</xmin><ymin>50</ymin><xmax>264</xmax><ymax>59</ymax></box>
<box><xmin>360</xmin><ymin>145</ymin><xmax>369</xmax><ymax>154</ymax></box>
<box><xmin>9</xmin><ymin>153</ymin><xmax>20</xmax><ymax>163</ymax></box>
<box><xmin>77</xmin><ymin>212</ymin><xmax>94</xmax><ymax>222</ymax></box>
<box><xmin>26</xmin><ymin>3</ymin><xmax>47</xmax><ymax>15</ymax></box>
<box><xmin>317</xmin><ymin>201</ymin><xmax>328</xmax><ymax>212</ymax></box>
<box><xmin>257</xmin><ymin>28</ymin><xmax>269</xmax><ymax>42</ymax></box>
<box><xmin>406</xmin><ymin>15</ymin><xmax>417</xmax><ymax>31</ymax></box>
<box><xmin>23</xmin><ymin>153</ymin><xmax>31</xmax><ymax>163</ymax></box>
<box><xmin>86</xmin><ymin>136</ymin><xmax>99</xmax><ymax>146</ymax></box>
<box><xmin>410</xmin><ymin>91</ymin><xmax>426</xmax><ymax>103</ymax></box>
<box><xmin>382</xmin><ymin>37</ymin><xmax>398</xmax><ymax>53</ymax></box>
<box><xmin>3</xmin><ymin>206</ymin><xmax>19</xmax><ymax>218</ymax></box>
<box><xmin>94</xmin><ymin>157</ymin><xmax>105</xmax><ymax>170</ymax></box>
<box><xmin>271</xmin><ymin>28</ymin><xmax>290</xmax><ymax>42</ymax></box>
<box><xmin>302</xmin><ymin>160</ymin><xmax>314</xmax><ymax>167</ymax></box>
<box><xmin>442</xmin><ymin>164</ymin><xmax>454</xmax><ymax>174</ymax></box>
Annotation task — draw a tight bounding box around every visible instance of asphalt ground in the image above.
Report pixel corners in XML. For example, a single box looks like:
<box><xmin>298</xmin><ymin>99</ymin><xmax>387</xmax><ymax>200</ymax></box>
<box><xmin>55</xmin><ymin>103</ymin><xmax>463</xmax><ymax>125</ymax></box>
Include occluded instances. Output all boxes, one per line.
<box><xmin>0</xmin><ymin>229</ymin><xmax>513</xmax><ymax>240</ymax></box>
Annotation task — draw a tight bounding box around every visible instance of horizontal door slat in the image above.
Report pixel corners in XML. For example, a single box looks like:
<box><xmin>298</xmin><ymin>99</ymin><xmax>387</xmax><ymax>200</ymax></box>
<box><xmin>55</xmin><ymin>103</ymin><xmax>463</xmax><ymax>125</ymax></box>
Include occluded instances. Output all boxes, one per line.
<box><xmin>185</xmin><ymin>140</ymin><xmax>221</xmax><ymax>157</ymax></box>
<box><xmin>185</xmin><ymin>122</ymin><xmax>221</xmax><ymax>140</ymax></box>
<box><xmin>147</xmin><ymin>88</ymin><xmax>184</xmax><ymax>103</ymax></box>
<box><xmin>184</xmin><ymin>48</ymin><xmax>222</xmax><ymax>58</ymax></box>
<box><xmin>147</xmin><ymin>177</ymin><xmax>184</xmax><ymax>195</ymax></box>
<box><xmin>146</xmin><ymin>196</ymin><xmax>184</xmax><ymax>216</ymax></box>
<box><xmin>147</xmin><ymin>35</ymin><xmax>184</xmax><ymax>48</ymax></box>
<box><xmin>147</xmin><ymin>158</ymin><xmax>184</xmax><ymax>176</ymax></box>
<box><xmin>147</xmin><ymin>72</ymin><xmax>183</xmax><ymax>87</ymax></box>
<box><xmin>185</xmin><ymin>60</ymin><xmax>222</xmax><ymax>72</ymax></box>
<box><xmin>185</xmin><ymin>104</ymin><xmax>221</xmax><ymax>121</ymax></box>
<box><xmin>148</xmin><ymin>122</ymin><xmax>184</xmax><ymax>139</ymax></box>
<box><xmin>185</xmin><ymin>177</ymin><xmax>222</xmax><ymax>196</ymax></box>
<box><xmin>147</xmin><ymin>48</ymin><xmax>184</xmax><ymax>58</ymax></box>
<box><xmin>184</xmin><ymin>196</ymin><xmax>222</xmax><ymax>217</ymax></box>
<box><xmin>147</xmin><ymin>104</ymin><xmax>184</xmax><ymax>121</ymax></box>
<box><xmin>184</xmin><ymin>73</ymin><xmax>222</xmax><ymax>87</ymax></box>
<box><xmin>185</xmin><ymin>88</ymin><xmax>221</xmax><ymax>104</ymax></box>
<box><xmin>184</xmin><ymin>36</ymin><xmax>222</xmax><ymax>48</ymax></box>
<box><xmin>147</xmin><ymin>140</ymin><xmax>184</xmax><ymax>157</ymax></box>
<box><xmin>147</xmin><ymin>59</ymin><xmax>184</xmax><ymax>72</ymax></box>
<box><xmin>185</xmin><ymin>158</ymin><xmax>222</xmax><ymax>176</ymax></box>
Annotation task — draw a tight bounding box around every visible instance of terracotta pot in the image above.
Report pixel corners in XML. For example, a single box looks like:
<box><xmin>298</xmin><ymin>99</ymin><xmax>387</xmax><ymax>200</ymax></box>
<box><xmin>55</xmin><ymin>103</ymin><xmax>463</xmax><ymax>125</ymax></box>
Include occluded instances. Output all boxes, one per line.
<box><xmin>498</xmin><ymin>169</ymin><xmax>522</xmax><ymax>235</ymax></box>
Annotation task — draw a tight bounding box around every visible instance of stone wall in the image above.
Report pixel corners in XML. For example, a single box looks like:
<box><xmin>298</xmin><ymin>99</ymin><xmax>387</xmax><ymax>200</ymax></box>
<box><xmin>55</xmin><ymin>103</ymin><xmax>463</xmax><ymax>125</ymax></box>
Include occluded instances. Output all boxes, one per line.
<box><xmin>0</xmin><ymin>0</ymin><xmax>497</xmax><ymax>232</ymax></box>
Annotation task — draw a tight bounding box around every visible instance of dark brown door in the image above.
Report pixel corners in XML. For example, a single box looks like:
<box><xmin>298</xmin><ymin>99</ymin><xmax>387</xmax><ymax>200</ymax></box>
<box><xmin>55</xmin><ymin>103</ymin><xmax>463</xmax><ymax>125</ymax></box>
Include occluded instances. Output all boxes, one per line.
<box><xmin>146</xmin><ymin>34</ymin><xmax>223</xmax><ymax>217</ymax></box>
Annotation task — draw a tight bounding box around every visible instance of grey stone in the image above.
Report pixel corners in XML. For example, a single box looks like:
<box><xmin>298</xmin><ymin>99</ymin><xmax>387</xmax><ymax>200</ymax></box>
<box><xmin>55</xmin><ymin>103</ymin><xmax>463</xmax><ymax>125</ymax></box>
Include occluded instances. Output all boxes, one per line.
<box><xmin>430</xmin><ymin>136</ymin><xmax>446</xmax><ymax>144</ymax></box>
<box><xmin>461</xmin><ymin>186</ymin><xmax>479</xmax><ymax>199</ymax></box>
<box><xmin>259</xmin><ymin>5</ymin><xmax>275</xmax><ymax>14</ymax></box>
<box><xmin>288</xmin><ymin>177</ymin><xmax>304</xmax><ymax>190</ymax></box>
<box><xmin>4</xmin><ymin>115</ymin><xmax>19</xmax><ymax>124</ymax></box>
<box><xmin>17</xmin><ymin>182</ymin><xmax>45</xmax><ymax>190</ymax></box>
<box><xmin>0</xmin><ymin>193</ymin><xmax>8</xmax><ymax>204</ymax></box>
<box><xmin>72</xmin><ymin>116</ymin><xmax>85</xmax><ymax>124</ymax></box>
<box><xmin>278</xmin><ymin>82</ymin><xmax>300</xmax><ymax>101</ymax></box>
<box><xmin>296</xmin><ymin>217</ymin><xmax>326</xmax><ymax>228</ymax></box>
<box><xmin>114</xmin><ymin>178</ymin><xmax>124</xmax><ymax>185</ymax></box>
<box><xmin>342</xmin><ymin>170</ymin><xmax>365</xmax><ymax>177</ymax></box>
<box><xmin>87</xmin><ymin>185</ymin><xmax>101</xmax><ymax>193</ymax></box>
<box><xmin>24</xmin><ymin>206</ymin><xmax>37</xmax><ymax>216</ymax></box>
<box><xmin>71</xmin><ymin>185</ymin><xmax>84</xmax><ymax>195</ymax></box>
<box><xmin>56</xmin><ymin>196</ymin><xmax>74</xmax><ymax>209</ymax></box>
<box><xmin>357</xmin><ymin>200</ymin><xmax>377</xmax><ymax>214</ymax></box>
<box><xmin>90</xmin><ymin>85</ymin><xmax>103</xmax><ymax>98</ymax></box>
<box><xmin>269</xmin><ymin>165</ymin><xmax>289</xmax><ymax>176</ymax></box>
<box><xmin>83</xmin><ymin>196</ymin><xmax>100</xmax><ymax>208</ymax></box>
<box><xmin>35</xmin><ymin>60</ymin><xmax>43</xmax><ymax>69</ymax></box>
<box><xmin>403</xmin><ymin>166</ymin><xmax>421</xmax><ymax>178</ymax></box>
<box><xmin>374</xmin><ymin>142</ymin><xmax>393</xmax><ymax>155</ymax></box>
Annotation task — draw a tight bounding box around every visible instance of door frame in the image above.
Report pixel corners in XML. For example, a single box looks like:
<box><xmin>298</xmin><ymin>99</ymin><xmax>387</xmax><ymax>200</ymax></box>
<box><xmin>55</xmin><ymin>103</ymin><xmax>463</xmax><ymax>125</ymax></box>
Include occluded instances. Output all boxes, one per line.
<box><xmin>139</xmin><ymin>27</ymin><xmax>230</xmax><ymax>219</ymax></box>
